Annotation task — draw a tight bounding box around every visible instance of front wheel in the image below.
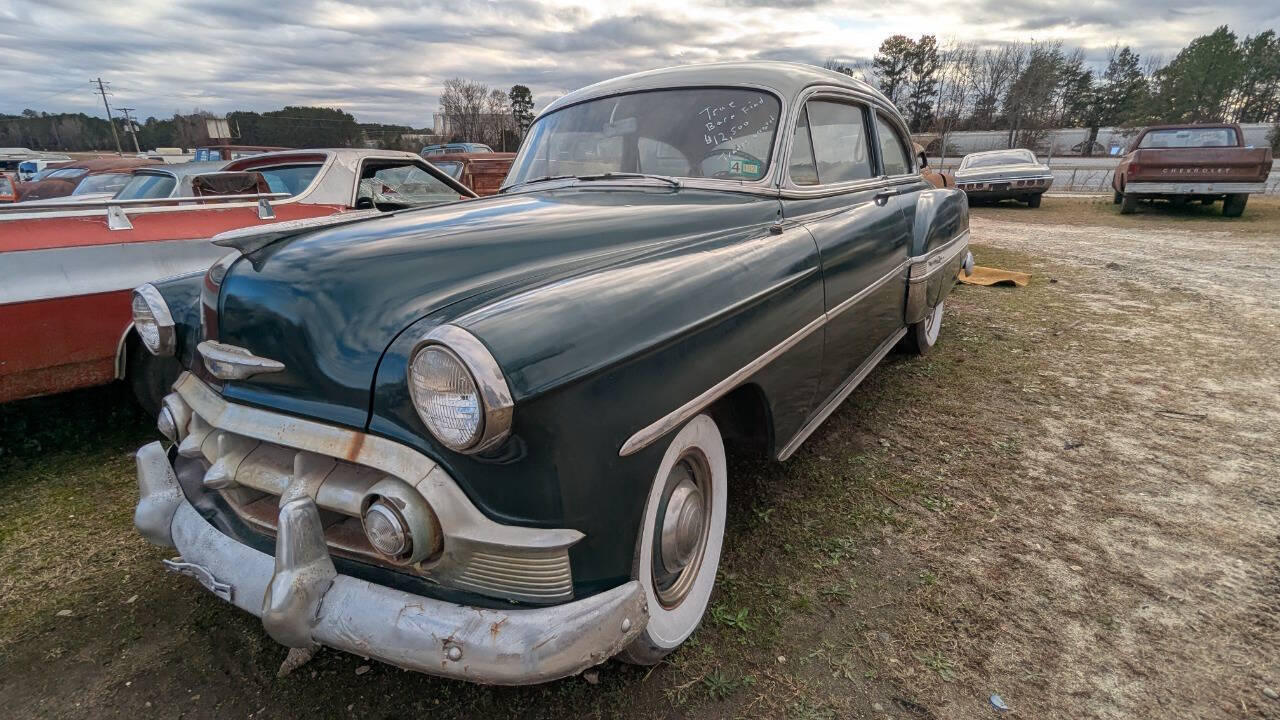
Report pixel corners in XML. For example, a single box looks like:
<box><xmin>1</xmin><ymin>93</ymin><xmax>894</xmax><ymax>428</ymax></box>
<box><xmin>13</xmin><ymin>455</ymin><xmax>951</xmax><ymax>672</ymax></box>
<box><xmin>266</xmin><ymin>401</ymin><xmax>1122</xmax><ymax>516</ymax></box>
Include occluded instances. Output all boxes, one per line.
<box><xmin>903</xmin><ymin>300</ymin><xmax>945</xmax><ymax>356</ymax></box>
<box><xmin>127</xmin><ymin>337</ymin><xmax>181</xmax><ymax>417</ymax></box>
<box><xmin>618</xmin><ymin>414</ymin><xmax>727</xmax><ymax>665</ymax></box>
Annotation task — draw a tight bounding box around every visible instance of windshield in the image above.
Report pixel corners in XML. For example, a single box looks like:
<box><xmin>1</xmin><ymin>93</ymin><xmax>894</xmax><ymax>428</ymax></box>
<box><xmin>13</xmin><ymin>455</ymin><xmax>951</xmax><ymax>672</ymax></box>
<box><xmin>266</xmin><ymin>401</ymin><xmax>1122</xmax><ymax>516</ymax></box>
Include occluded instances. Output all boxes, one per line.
<box><xmin>115</xmin><ymin>173</ymin><xmax>177</xmax><ymax>200</ymax></box>
<box><xmin>254</xmin><ymin>164</ymin><xmax>322</xmax><ymax>196</ymax></box>
<box><xmin>0</xmin><ymin>176</ymin><xmax>13</xmax><ymax>194</ymax></box>
<box><xmin>962</xmin><ymin>151</ymin><xmax>1035</xmax><ymax>169</ymax></box>
<box><xmin>48</xmin><ymin>167</ymin><xmax>88</xmax><ymax>180</ymax></box>
<box><xmin>356</xmin><ymin>162</ymin><xmax>461</xmax><ymax>208</ymax></box>
<box><xmin>506</xmin><ymin>87</ymin><xmax>781</xmax><ymax>187</ymax></box>
<box><xmin>72</xmin><ymin>173</ymin><xmax>130</xmax><ymax>195</ymax></box>
<box><xmin>1139</xmin><ymin>128</ymin><xmax>1237</xmax><ymax>148</ymax></box>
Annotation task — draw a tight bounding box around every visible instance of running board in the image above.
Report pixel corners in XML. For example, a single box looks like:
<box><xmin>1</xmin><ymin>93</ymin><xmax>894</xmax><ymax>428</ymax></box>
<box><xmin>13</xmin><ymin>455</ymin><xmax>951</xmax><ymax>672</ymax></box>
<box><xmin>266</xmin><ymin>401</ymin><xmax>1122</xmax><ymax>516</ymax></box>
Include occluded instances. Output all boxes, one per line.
<box><xmin>777</xmin><ymin>327</ymin><xmax>907</xmax><ymax>461</ymax></box>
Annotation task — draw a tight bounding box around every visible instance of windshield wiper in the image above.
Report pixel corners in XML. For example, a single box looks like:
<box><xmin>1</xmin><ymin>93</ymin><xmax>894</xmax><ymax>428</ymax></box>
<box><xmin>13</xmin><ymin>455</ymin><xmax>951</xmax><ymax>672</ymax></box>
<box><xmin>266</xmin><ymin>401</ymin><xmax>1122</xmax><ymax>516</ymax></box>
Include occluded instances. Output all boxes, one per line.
<box><xmin>506</xmin><ymin>174</ymin><xmax>576</xmax><ymax>189</ymax></box>
<box><xmin>574</xmin><ymin>172</ymin><xmax>681</xmax><ymax>188</ymax></box>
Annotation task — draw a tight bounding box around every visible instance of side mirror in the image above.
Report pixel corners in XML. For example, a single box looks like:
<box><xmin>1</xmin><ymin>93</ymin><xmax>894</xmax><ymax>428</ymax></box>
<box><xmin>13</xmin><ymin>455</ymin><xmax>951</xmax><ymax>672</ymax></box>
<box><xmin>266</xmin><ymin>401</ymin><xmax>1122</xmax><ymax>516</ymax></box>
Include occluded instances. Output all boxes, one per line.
<box><xmin>918</xmin><ymin>153</ymin><xmax>929</xmax><ymax>168</ymax></box>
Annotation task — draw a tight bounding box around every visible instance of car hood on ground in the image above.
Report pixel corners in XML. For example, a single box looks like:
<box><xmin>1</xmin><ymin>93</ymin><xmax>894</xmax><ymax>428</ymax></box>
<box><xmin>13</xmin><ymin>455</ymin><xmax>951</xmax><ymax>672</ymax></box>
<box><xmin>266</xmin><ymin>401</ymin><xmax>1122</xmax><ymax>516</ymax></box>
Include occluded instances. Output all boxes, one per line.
<box><xmin>214</xmin><ymin>186</ymin><xmax>777</xmax><ymax>429</ymax></box>
<box><xmin>954</xmin><ymin>163</ymin><xmax>1052</xmax><ymax>181</ymax></box>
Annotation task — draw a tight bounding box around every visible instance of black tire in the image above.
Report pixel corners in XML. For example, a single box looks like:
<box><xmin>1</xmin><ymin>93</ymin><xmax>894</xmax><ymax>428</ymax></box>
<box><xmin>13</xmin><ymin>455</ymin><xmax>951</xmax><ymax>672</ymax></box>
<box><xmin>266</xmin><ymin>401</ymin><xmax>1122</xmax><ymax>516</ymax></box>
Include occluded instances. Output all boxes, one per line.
<box><xmin>1113</xmin><ymin>190</ymin><xmax>1123</xmax><ymax>205</ymax></box>
<box><xmin>126</xmin><ymin>336</ymin><xmax>181</xmax><ymax>417</ymax></box>
<box><xmin>1222</xmin><ymin>193</ymin><xmax>1247</xmax><ymax>217</ymax></box>
<box><xmin>1026</xmin><ymin>193</ymin><xmax>1042</xmax><ymax>208</ymax></box>
<box><xmin>902</xmin><ymin>301</ymin><xmax>944</xmax><ymax>356</ymax></box>
<box><xmin>1120</xmin><ymin>193</ymin><xmax>1138</xmax><ymax>215</ymax></box>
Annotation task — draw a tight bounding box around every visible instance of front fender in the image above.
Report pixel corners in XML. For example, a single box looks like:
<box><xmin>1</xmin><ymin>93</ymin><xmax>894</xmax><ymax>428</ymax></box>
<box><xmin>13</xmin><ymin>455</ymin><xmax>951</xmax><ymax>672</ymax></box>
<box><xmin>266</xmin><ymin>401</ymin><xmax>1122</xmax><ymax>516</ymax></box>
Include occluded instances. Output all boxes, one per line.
<box><xmin>150</xmin><ymin>270</ymin><xmax>204</xmax><ymax>371</ymax></box>
<box><xmin>905</xmin><ymin>188</ymin><xmax>969</xmax><ymax>325</ymax></box>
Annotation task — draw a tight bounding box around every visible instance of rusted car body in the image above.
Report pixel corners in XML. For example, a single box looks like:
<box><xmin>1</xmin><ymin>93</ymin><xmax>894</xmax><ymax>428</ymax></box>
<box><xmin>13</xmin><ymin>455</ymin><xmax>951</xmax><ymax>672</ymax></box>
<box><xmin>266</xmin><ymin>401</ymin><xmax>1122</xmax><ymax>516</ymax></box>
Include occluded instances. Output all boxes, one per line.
<box><xmin>427</xmin><ymin>152</ymin><xmax>516</xmax><ymax>196</ymax></box>
<box><xmin>1112</xmin><ymin>123</ymin><xmax>1273</xmax><ymax>216</ymax></box>
<box><xmin>0</xmin><ymin>149</ymin><xmax>474</xmax><ymax>407</ymax></box>
<box><xmin>13</xmin><ymin>156</ymin><xmax>163</xmax><ymax>202</ymax></box>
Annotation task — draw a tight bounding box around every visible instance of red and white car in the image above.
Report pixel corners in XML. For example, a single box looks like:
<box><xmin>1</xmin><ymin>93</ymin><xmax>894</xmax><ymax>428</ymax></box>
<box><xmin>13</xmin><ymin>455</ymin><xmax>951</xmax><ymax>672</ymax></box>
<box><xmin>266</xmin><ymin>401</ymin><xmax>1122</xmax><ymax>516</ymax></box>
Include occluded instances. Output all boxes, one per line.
<box><xmin>0</xmin><ymin>148</ymin><xmax>475</xmax><ymax>408</ymax></box>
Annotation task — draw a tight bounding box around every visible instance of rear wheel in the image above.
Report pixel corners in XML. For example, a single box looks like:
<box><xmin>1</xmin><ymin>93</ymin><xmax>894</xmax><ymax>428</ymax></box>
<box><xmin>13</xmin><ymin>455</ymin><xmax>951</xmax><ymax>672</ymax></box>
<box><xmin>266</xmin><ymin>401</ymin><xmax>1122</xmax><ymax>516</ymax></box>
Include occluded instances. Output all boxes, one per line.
<box><xmin>1113</xmin><ymin>190</ymin><xmax>1123</xmax><ymax>205</ymax></box>
<box><xmin>1119</xmin><ymin>193</ymin><xmax>1138</xmax><ymax>215</ymax></box>
<box><xmin>1222</xmin><ymin>193</ymin><xmax>1248</xmax><ymax>217</ymax></box>
<box><xmin>1026</xmin><ymin>193</ymin><xmax>1042</xmax><ymax>208</ymax></box>
<box><xmin>903</xmin><ymin>300</ymin><xmax>944</xmax><ymax>356</ymax></box>
<box><xmin>618</xmin><ymin>414</ymin><xmax>727</xmax><ymax>665</ymax></box>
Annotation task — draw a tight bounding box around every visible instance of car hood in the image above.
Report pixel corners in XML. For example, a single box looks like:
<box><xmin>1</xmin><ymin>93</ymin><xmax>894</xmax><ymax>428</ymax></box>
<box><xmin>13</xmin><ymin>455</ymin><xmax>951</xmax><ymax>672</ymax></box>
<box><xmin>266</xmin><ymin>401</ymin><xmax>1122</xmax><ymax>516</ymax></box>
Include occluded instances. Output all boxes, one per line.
<box><xmin>213</xmin><ymin>186</ymin><xmax>778</xmax><ymax>429</ymax></box>
<box><xmin>954</xmin><ymin>163</ymin><xmax>1051</xmax><ymax>181</ymax></box>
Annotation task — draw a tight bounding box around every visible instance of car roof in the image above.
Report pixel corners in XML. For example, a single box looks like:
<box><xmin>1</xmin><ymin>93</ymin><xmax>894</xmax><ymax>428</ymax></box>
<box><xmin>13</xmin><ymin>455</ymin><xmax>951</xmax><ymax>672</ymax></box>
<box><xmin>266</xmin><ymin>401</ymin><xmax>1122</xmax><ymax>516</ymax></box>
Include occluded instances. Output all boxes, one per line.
<box><xmin>540</xmin><ymin>61</ymin><xmax>891</xmax><ymax>117</ymax></box>
<box><xmin>65</xmin><ymin>157</ymin><xmax>165</xmax><ymax>173</ymax></box>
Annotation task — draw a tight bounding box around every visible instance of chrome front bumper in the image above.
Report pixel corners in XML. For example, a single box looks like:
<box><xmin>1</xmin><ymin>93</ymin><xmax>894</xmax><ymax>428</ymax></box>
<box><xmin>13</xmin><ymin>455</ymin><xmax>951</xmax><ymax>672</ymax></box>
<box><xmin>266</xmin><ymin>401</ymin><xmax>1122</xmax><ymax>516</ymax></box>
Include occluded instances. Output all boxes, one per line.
<box><xmin>135</xmin><ymin>441</ymin><xmax>648</xmax><ymax>684</ymax></box>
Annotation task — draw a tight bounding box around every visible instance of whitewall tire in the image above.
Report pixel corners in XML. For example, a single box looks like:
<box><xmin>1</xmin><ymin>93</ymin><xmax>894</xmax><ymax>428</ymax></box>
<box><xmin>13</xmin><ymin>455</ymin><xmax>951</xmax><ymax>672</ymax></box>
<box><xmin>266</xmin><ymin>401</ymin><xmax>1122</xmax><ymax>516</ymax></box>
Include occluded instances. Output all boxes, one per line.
<box><xmin>904</xmin><ymin>300</ymin><xmax>945</xmax><ymax>355</ymax></box>
<box><xmin>618</xmin><ymin>413</ymin><xmax>727</xmax><ymax>665</ymax></box>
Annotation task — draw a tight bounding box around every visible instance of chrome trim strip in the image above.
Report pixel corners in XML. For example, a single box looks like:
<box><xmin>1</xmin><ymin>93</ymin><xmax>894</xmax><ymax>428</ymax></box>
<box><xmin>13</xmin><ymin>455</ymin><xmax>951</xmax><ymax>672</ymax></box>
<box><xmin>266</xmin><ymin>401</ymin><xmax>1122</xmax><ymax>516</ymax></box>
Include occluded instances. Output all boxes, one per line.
<box><xmin>1124</xmin><ymin>181</ymin><xmax>1266</xmax><ymax>194</ymax></box>
<box><xmin>777</xmin><ymin>326</ymin><xmax>907</xmax><ymax>461</ymax></box>
<box><xmin>0</xmin><ymin>192</ymin><xmax>290</xmax><ymax>214</ymax></box>
<box><xmin>619</xmin><ymin>259</ymin><xmax>908</xmax><ymax>457</ymax></box>
<box><xmin>417</xmin><ymin>324</ymin><xmax>515</xmax><ymax>453</ymax></box>
<box><xmin>909</xmin><ymin>230</ymin><xmax>971</xmax><ymax>281</ymax></box>
<box><xmin>114</xmin><ymin>322</ymin><xmax>135</xmax><ymax>379</ymax></box>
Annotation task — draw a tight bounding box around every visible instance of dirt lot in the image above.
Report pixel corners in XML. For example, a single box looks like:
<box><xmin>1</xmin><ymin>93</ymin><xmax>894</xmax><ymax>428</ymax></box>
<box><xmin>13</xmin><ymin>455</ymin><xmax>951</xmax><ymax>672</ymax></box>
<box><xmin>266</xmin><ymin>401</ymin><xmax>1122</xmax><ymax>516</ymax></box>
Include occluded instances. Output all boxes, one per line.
<box><xmin>1</xmin><ymin>196</ymin><xmax>1277</xmax><ymax>719</ymax></box>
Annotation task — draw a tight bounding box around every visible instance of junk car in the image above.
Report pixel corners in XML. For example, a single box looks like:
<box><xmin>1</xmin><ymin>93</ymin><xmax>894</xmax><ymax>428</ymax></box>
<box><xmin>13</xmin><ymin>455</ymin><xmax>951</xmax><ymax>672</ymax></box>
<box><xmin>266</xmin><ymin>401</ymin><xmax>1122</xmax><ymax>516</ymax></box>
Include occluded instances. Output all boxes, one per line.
<box><xmin>426</xmin><ymin>151</ymin><xmax>516</xmax><ymax>196</ymax></box>
<box><xmin>0</xmin><ymin>149</ymin><xmax>474</xmax><ymax>408</ymax></box>
<box><xmin>954</xmin><ymin>148</ymin><xmax>1052</xmax><ymax>207</ymax></box>
<box><xmin>14</xmin><ymin>156</ymin><xmax>163</xmax><ymax>203</ymax></box>
<box><xmin>131</xmin><ymin>62</ymin><xmax>972</xmax><ymax>684</ymax></box>
<box><xmin>1111</xmin><ymin>123</ymin><xmax>1273</xmax><ymax>216</ymax></box>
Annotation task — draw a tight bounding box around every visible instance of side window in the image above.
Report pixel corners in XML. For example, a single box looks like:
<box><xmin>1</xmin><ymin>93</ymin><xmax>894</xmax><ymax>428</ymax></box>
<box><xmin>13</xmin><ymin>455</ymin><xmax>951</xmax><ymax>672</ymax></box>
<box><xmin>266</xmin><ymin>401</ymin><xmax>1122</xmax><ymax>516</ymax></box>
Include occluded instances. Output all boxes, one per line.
<box><xmin>875</xmin><ymin>114</ymin><xmax>911</xmax><ymax>176</ymax></box>
<box><xmin>789</xmin><ymin>106</ymin><xmax>819</xmax><ymax>186</ymax></box>
<box><xmin>804</xmin><ymin>100</ymin><xmax>873</xmax><ymax>184</ymax></box>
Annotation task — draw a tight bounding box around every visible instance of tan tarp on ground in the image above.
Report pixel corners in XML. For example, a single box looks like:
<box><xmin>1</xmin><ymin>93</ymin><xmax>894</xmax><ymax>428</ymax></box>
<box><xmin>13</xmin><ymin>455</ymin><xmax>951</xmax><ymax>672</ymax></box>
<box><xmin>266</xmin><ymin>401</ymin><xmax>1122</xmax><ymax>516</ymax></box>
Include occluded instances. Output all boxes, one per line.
<box><xmin>958</xmin><ymin>266</ymin><xmax>1031</xmax><ymax>287</ymax></box>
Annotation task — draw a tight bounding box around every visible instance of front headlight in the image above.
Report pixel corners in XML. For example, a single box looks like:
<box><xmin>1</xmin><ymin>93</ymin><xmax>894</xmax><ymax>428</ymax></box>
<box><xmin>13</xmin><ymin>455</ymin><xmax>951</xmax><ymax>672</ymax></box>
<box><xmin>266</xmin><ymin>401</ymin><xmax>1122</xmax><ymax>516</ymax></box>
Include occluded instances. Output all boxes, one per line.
<box><xmin>131</xmin><ymin>284</ymin><xmax>176</xmax><ymax>357</ymax></box>
<box><xmin>407</xmin><ymin>325</ymin><xmax>513</xmax><ymax>453</ymax></box>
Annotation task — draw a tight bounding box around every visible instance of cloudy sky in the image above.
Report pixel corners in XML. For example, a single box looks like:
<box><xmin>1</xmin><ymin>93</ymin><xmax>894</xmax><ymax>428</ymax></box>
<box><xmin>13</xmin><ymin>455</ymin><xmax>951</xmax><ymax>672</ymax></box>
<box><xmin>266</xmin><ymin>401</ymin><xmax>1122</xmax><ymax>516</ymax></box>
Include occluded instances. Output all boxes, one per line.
<box><xmin>2</xmin><ymin>0</ymin><xmax>1276</xmax><ymax>125</ymax></box>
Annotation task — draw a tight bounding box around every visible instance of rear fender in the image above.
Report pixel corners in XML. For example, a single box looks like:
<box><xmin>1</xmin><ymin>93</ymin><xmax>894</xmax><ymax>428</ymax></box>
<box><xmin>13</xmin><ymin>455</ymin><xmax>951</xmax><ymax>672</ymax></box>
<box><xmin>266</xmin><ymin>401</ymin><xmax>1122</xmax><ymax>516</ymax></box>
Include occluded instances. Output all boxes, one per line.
<box><xmin>905</xmin><ymin>188</ymin><xmax>969</xmax><ymax>325</ymax></box>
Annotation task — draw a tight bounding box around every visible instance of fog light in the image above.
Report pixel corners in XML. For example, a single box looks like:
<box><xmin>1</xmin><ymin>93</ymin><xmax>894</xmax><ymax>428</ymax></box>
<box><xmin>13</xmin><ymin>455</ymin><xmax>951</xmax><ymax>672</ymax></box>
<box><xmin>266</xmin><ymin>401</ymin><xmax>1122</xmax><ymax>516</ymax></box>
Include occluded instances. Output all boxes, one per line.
<box><xmin>363</xmin><ymin>500</ymin><xmax>410</xmax><ymax>558</ymax></box>
<box><xmin>157</xmin><ymin>407</ymin><xmax>177</xmax><ymax>442</ymax></box>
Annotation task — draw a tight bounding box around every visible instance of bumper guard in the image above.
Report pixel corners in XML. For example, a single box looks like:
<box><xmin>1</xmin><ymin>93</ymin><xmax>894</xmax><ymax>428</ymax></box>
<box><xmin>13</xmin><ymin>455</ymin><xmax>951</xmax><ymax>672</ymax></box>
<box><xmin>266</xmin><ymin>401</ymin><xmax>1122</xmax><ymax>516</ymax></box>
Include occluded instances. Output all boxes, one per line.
<box><xmin>135</xmin><ymin>441</ymin><xmax>648</xmax><ymax>684</ymax></box>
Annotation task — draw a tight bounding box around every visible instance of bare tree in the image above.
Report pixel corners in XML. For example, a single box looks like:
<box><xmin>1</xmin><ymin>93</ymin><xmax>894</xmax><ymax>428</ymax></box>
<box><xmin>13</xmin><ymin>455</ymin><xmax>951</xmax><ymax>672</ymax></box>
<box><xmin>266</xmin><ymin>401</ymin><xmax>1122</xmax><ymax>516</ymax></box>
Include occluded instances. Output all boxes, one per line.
<box><xmin>484</xmin><ymin>88</ymin><xmax>511</xmax><ymax>150</ymax></box>
<box><xmin>970</xmin><ymin>45</ymin><xmax>1021</xmax><ymax>130</ymax></box>
<box><xmin>930</xmin><ymin>40</ymin><xmax>978</xmax><ymax>154</ymax></box>
<box><xmin>440</xmin><ymin>77</ymin><xmax>488</xmax><ymax>142</ymax></box>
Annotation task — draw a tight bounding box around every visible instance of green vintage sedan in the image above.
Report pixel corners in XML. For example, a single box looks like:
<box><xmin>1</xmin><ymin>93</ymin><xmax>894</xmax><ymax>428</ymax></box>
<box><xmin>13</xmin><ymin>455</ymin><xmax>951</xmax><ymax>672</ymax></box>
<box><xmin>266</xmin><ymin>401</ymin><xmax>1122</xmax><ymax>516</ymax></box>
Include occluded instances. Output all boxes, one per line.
<box><xmin>130</xmin><ymin>61</ymin><xmax>972</xmax><ymax>684</ymax></box>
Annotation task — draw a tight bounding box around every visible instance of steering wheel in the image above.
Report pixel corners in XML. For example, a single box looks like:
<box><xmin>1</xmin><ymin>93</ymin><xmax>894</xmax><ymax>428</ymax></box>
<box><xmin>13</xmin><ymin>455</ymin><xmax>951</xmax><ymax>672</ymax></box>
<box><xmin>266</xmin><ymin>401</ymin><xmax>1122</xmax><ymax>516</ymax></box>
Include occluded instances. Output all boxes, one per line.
<box><xmin>700</xmin><ymin>148</ymin><xmax>766</xmax><ymax>179</ymax></box>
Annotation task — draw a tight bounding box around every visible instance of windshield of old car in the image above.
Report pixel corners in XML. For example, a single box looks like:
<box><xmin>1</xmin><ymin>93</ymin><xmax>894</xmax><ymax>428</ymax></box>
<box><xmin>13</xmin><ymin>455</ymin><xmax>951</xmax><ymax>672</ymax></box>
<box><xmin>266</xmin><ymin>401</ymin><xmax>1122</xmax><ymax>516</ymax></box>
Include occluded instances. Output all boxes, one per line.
<box><xmin>962</xmin><ymin>151</ymin><xmax>1035</xmax><ymax>169</ymax></box>
<box><xmin>356</xmin><ymin>162</ymin><xmax>460</xmax><ymax>208</ymax></box>
<box><xmin>48</xmin><ymin>167</ymin><xmax>88</xmax><ymax>180</ymax></box>
<box><xmin>115</xmin><ymin>173</ymin><xmax>177</xmax><ymax>200</ymax></box>
<box><xmin>72</xmin><ymin>173</ymin><xmax>131</xmax><ymax>195</ymax></box>
<box><xmin>506</xmin><ymin>87</ymin><xmax>781</xmax><ymax>187</ymax></box>
<box><xmin>1138</xmin><ymin>128</ymin><xmax>1237</xmax><ymax>148</ymax></box>
<box><xmin>0</xmin><ymin>175</ymin><xmax>13</xmax><ymax>194</ymax></box>
<box><xmin>254</xmin><ymin>164</ymin><xmax>322</xmax><ymax>196</ymax></box>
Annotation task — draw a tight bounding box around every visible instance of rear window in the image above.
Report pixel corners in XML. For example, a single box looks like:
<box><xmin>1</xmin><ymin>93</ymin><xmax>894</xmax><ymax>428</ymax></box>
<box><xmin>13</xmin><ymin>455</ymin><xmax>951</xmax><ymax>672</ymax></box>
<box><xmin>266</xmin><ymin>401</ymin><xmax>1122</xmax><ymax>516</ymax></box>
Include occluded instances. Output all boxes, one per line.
<box><xmin>72</xmin><ymin>173</ymin><xmax>130</xmax><ymax>195</ymax></box>
<box><xmin>1138</xmin><ymin>128</ymin><xmax>1238</xmax><ymax>149</ymax></box>
<box><xmin>962</xmin><ymin>151</ymin><xmax>1036</xmax><ymax>169</ymax></box>
<box><xmin>48</xmin><ymin>168</ymin><xmax>88</xmax><ymax>179</ymax></box>
<box><xmin>115</xmin><ymin>173</ymin><xmax>177</xmax><ymax>200</ymax></box>
<box><xmin>254</xmin><ymin>164</ymin><xmax>322</xmax><ymax>196</ymax></box>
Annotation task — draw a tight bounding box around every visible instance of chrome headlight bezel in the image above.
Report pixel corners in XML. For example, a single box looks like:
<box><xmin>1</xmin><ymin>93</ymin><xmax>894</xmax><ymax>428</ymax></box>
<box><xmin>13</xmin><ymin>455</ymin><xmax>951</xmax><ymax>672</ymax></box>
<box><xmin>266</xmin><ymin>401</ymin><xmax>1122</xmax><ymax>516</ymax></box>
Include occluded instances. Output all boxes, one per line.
<box><xmin>131</xmin><ymin>283</ymin><xmax>176</xmax><ymax>357</ymax></box>
<box><xmin>407</xmin><ymin>325</ymin><xmax>513</xmax><ymax>454</ymax></box>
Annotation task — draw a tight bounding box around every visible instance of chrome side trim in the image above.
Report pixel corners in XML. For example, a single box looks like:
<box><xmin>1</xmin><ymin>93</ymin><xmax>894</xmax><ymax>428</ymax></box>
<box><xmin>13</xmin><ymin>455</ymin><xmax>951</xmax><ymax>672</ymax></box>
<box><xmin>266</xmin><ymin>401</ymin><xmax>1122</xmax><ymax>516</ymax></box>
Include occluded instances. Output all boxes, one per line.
<box><xmin>619</xmin><ymin>260</ymin><xmax>908</xmax><ymax>457</ymax></box>
<box><xmin>777</xmin><ymin>327</ymin><xmax>907</xmax><ymax>460</ymax></box>
<box><xmin>114</xmin><ymin>322</ymin><xmax>134</xmax><ymax>379</ymax></box>
<box><xmin>198</xmin><ymin>340</ymin><xmax>285</xmax><ymax>380</ymax></box>
<box><xmin>906</xmin><ymin>231</ymin><xmax>969</xmax><ymax>324</ymax></box>
<box><xmin>417</xmin><ymin>324</ymin><xmax>515</xmax><ymax>454</ymax></box>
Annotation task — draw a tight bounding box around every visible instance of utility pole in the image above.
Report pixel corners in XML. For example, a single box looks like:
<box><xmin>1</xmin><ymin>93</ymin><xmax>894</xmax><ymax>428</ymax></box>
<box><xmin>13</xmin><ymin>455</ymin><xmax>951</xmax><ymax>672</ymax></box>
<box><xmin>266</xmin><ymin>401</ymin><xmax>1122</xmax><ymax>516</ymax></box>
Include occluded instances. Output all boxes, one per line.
<box><xmin>118</xmin><ymin>107</ymin><xmax>142</xmax><ymax>153</ymax></box>
<box><xmin>92</xmin><ymin>77</ymin><xmax>123</xmax><ymax>155</ymax></box>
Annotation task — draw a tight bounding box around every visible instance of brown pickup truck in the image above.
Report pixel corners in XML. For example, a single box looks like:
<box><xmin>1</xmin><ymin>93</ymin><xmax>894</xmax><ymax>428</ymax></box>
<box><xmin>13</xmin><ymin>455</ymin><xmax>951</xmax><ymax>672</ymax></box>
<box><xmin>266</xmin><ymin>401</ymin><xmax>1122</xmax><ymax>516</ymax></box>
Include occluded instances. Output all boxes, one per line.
<box><xmin>424</xmin><ymin>152</ymin><xmax>515</xmax><ymax>196</ymax></box>
<box><xmin>1112</xmin><ymin>123</ymin><xmax>1273</xmax><ymax>217</ymax></box>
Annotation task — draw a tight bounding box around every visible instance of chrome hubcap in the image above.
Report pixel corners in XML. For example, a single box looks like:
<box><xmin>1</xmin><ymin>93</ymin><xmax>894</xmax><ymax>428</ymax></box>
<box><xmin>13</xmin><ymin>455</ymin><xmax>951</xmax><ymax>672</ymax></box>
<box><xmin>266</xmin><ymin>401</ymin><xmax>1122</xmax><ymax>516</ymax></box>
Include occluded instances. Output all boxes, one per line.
<box><xmin>653</xmin><ymin>451</ymin><xmax>711</xmax><ymax>608</ymax></box>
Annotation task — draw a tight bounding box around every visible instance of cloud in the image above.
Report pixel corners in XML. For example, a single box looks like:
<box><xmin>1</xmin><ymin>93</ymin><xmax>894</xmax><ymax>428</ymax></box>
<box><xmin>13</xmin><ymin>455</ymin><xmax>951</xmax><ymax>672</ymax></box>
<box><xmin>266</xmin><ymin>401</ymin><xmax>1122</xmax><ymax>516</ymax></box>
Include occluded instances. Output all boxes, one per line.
<box><xmin>0</xmin><ymin>0</ymin><xmax>1274</xmax><ymax>125</ymax></box>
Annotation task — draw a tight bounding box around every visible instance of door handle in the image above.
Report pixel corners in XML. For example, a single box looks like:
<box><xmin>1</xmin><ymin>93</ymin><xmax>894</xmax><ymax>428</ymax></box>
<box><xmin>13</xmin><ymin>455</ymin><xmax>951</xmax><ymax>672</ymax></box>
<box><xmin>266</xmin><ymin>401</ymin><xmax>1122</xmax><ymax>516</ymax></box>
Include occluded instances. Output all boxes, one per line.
<box><xmin>873</xmin><ymin>190</ymin><xmax>896</xmax><ymax>206</ymax></box>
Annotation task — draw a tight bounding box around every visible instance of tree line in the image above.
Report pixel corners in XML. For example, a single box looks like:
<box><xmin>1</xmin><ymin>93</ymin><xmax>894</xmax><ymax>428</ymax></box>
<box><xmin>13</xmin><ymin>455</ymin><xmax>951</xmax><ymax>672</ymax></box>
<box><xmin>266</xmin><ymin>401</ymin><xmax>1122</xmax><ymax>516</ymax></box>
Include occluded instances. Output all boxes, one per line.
<box><xmin>830</xmin><ymin>25</ymin><xmax>1280</xmax><ymax>154</ymax></box>
<box><xmin>436</xmin><ymin>79</ymin><xmax>535</xmax><ymax>151</ymax></box>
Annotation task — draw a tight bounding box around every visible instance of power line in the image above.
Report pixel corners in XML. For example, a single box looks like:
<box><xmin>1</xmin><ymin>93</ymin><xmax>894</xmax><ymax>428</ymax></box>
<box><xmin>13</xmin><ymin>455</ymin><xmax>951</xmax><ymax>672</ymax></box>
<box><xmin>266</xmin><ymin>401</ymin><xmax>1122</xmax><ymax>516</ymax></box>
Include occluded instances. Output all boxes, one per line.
<box><xmin>92</xmin><ymin>77</ymin><xmax>123</xmax><ymax>155</ymax></box>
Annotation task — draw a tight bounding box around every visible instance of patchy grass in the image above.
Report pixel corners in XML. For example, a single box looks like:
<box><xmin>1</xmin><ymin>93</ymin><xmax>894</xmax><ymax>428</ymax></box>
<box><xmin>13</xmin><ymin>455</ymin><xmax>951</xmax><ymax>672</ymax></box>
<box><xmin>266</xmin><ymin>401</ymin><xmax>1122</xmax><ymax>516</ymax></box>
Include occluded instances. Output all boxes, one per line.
<box><xmin>1</xmin><ymin>196</ymin><xmax>1276</xmax><ymax>718</ymax></box>
<box><xmin>982</xmin><ymin>192</ymin><xmax>1280</xmax><ymax>237</ymax></box>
